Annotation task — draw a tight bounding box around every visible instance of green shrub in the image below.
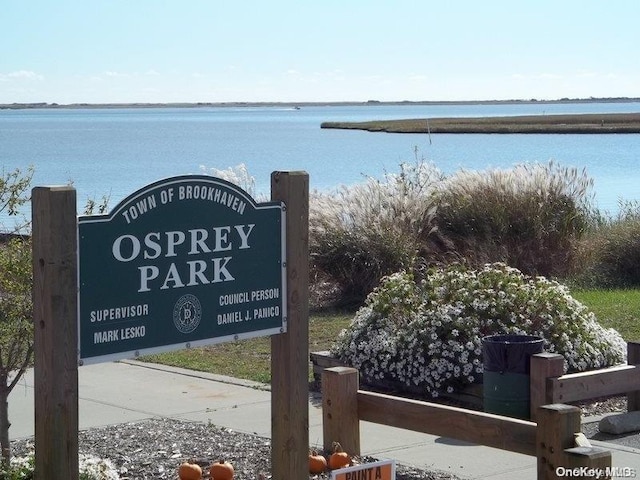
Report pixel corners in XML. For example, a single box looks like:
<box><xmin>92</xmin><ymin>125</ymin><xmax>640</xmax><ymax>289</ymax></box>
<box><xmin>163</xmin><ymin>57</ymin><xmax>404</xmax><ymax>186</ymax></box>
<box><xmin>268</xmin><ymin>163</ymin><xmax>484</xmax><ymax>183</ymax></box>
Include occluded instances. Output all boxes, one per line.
<box><xmin>309</xmin><ymin>160</ymin><xmax>441</xmax><ymax>305</ymax></box>
<box><xmin>331</xmin><ymin>263</ymin><xmax>626</xmax><ymax>398</ymax></box>
<box><xmin>0</xmin><ymin>454</ymin><xmax>33</xmax><ymax>480</ymax></box>
<box><xmin>575</xmin><ymin>200</ymin><xmax>640</xmax><ymax>287</ymax></box>
<box><xmin>433</xmin><ymin>161</ymin><xmax>594</xmax><ymax>277</ymax></box>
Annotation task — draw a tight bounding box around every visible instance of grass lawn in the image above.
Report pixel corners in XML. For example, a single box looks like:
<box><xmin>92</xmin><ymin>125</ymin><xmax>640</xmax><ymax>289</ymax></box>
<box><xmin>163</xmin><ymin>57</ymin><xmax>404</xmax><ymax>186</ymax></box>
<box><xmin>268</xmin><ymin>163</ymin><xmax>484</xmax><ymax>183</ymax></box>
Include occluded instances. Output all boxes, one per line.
<box><xmin>140</xmin><ymin>309</ymin><xmax>352</xmax><ymax>384</ymax></box>
<box><xmin>572</xmin><ymin>288</ymin><xmax>640</xmax><ymax>341</ymax></box>
<box><xmin>140</xmin><ymin>289</ymin><xmax>640</xmax><ymax>383</ymax></box>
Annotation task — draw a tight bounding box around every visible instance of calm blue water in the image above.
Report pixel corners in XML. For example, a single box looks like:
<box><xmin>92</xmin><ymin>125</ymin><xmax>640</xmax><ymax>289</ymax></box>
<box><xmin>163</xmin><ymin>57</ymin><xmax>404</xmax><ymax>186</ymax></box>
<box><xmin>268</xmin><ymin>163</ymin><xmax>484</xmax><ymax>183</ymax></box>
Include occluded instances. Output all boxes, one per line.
<box><xmin>1</xmin><ymin>102</ymin><xmax>639</xmax><ymax>227</ymax></box>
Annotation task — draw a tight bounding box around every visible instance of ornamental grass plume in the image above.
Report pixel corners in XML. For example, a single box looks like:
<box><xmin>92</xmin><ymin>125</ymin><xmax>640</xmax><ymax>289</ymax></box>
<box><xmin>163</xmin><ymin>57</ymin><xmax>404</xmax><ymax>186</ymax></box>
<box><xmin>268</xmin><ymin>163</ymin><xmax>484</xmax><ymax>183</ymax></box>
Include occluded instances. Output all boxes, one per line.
<box><xmin>574</xmin><ymin>199</ymin><xmax>640</xmax><ymax>287</ymax></box>
<box><xmin>331</xmin><ymin>263</ymin><xmax>626</xmax><ymax>398</ymax></box>
<box><xmin>309</xmin><ymin>158</ymin><xmax>442</xmax><ymax>305</ymax></box>
<box><xmin>434</xmin><ymin>161</ymin><xmax>594</xmax><ymax>278</ymax></box>
<box><xmin>200</xmin><ymin>163</ymin><xmax>257</xmax><ymax>199</ymax></box>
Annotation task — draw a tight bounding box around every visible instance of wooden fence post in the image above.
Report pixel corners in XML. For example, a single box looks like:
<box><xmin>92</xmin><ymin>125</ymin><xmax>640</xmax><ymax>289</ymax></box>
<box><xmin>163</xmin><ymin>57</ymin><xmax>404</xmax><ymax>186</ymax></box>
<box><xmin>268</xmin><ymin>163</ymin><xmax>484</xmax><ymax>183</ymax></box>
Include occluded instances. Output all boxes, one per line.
<box><xmin>564</xmin><ymin>446</ymin><xmax>612</xmax><ymax>479</ymax></box>
<box><xmin>628</xmin><ymin>341</ymin><xmax>640</xmax><ymax>411</ymax></box>
<box><xmin>536</xmin><ymin>404</ymin><xmax>581</xmax><ymax>480</ymax></box>
<box><xmin>32</xmin><ymin>186</ymin><xmax>79</xmax><ymax>480</ymax></box>
<box><xmin>530</xmin><ymin>353</ymin><xmax>564</xmax><ymax>421</ymax></box>
<box><xmin>322</xmin><ymin>367</ymin><xmax>360</xmax><ymax>456</ymax></box>
<box><xmin>270</xmin><ymin>172</ymin><xmax>309</xmax><ymax>480</ymax></box>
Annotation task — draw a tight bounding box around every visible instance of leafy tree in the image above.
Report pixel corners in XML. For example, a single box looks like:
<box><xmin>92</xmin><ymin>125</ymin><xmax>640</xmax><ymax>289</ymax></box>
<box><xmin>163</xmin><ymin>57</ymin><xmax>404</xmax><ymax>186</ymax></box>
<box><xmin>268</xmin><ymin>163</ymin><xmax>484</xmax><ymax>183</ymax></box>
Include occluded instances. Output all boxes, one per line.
<box><xmin>0</xmin><ymin>237</ymin><xmax>32</xmax><ymax>463</ymax></box>
<box><xmin>83</xmin><ymin>194</ymin><xmax>110</xmax><ymax>215</ymax></box>
<box><xmin>0</xmin><ymin>167</ymin><xmax>110</xmax><ymax>465</ymax></box>
<box><xmin>0</xmin><ymin>166</ymin><xmax>34</xmax><ymax>464</ymax></box>
<box><xmin>0</xmin><ymin>167</ymin><xmax>33</xmax><ymax>234</ymax></box>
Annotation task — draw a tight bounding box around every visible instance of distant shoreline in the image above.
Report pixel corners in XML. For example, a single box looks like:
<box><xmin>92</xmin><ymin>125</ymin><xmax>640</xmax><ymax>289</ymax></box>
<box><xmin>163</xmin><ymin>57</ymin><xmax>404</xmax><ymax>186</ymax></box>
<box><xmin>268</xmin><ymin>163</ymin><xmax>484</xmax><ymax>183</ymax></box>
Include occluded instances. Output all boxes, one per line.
<box><xmin>321</xmin><ymin>112</ymin><xmax>640</xmax><ymax>134</ymax></box>
<box><xmin>1</xmin><ymin>97</ymin><xmax>640</xmax><ymax>110</ymax></box>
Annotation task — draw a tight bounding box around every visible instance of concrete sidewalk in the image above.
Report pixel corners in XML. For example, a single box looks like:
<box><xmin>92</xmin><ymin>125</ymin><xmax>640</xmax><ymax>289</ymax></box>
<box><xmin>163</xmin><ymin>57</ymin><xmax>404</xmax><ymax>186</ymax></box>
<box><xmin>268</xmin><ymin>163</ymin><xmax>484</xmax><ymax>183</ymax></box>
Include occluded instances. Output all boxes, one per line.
<box><xmin>8</xmin><ymin>360</ymin><xmax>640</xmax><ymax>479</ymax></box>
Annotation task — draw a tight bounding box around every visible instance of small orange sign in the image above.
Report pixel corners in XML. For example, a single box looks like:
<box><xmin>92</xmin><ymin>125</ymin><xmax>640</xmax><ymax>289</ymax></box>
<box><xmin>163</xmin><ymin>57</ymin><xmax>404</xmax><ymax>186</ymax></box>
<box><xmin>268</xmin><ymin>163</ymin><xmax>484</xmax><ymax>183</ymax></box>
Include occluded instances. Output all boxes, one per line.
<box><xmin>331</xmin><ymin>459</ymin><xmax>395</xmax><ymax>480</ymax></box>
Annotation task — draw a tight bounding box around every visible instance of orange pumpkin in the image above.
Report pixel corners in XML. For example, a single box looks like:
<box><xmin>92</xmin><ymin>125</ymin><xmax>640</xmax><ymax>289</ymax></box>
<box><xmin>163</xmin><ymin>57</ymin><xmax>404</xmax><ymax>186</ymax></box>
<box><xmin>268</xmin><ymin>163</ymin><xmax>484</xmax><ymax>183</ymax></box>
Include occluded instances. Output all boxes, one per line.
<box><xmin>328</xmin><ymin>442</ymin><xmax>351</xmax><ymax>470</ymax></box>
<box><xmin>178</xmin><ymin>461</ymin><xmax>202</xmax><ymax>480</ymax></box>
<box><xmin>309</xmin><ymin>450</ymin><xmax>328</xmax><ymax>474</ymax></box>
<box><xmin>210</xmin><ymin>460</ymin><xmax>234</xmax><ymax>480</ymax></box>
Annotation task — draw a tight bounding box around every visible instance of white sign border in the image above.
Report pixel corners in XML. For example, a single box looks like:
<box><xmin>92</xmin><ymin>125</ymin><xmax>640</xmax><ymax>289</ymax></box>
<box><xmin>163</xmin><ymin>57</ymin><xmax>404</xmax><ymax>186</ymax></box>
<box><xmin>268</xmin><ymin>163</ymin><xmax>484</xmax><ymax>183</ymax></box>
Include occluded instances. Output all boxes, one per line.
<box><xmin>330</xmin><ymin>459</ymin><xmax>396</xmax><ymax>480</ymax></box>
<box><xmin>76</xmin><ymin>175</ymin><xmax>287</xmax><ymax>365</ymax></box>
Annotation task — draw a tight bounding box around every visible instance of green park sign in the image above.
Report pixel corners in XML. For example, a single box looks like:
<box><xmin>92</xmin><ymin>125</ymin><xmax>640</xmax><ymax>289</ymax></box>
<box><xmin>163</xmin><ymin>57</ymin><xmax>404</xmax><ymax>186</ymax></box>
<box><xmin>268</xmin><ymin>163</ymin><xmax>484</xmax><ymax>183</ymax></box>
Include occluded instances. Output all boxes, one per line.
<box><xmin>78</xmin><ymin>175</ymin><xmax>286</xmax><ymax>364</ymax></box>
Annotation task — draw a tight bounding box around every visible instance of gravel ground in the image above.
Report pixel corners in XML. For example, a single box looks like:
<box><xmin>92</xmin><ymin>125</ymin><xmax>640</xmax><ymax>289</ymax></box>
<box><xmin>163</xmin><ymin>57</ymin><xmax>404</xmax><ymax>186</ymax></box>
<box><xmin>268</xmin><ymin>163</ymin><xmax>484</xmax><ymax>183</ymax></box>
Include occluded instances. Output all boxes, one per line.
<box><xmin>10</xmin><ymin>417</ymin><xmax>462</xmax><ymax>480</ymax></box>
<box><xmin>8</xmin><ymin>396</ymin><xmax>627</xmax><ymax>479</ymax></box>
<box><xmin>578</xmin><ymin>395</ymin><xmax>626</xmax><ymax>418</ymax></box>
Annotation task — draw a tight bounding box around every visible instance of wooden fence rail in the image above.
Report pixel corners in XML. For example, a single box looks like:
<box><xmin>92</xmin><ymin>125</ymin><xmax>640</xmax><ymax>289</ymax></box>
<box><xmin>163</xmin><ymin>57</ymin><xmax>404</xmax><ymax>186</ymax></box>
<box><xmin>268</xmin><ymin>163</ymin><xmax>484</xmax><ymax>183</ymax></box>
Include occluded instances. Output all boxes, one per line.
<box><xmin>531</xmin><ymin>341</ymin><xmax>640</xmax><ymax>420</ymax></box>
<box><xmin>358</xmin><ymin>389</ymin><xmax>537</xmax><ymax>456</ymax></box>
<box><xmin>322</xmin><ymin>366</ymin><xmax>613</xmax><ymax>480</ymax></box>
<box><xmin>313</xmin><ymin>341</ymin><xmax>640</xmax><ymax>423</ymax></box>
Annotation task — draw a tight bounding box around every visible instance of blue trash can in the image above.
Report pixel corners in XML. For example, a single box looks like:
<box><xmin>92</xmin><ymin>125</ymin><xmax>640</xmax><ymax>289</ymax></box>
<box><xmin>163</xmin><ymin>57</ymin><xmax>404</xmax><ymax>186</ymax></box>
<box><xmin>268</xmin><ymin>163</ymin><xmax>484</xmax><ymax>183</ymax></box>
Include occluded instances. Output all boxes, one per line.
<box><xmin>482</xmin><ymin>334</ymin><xmax>544</xmax><ymax>419</ymax></box>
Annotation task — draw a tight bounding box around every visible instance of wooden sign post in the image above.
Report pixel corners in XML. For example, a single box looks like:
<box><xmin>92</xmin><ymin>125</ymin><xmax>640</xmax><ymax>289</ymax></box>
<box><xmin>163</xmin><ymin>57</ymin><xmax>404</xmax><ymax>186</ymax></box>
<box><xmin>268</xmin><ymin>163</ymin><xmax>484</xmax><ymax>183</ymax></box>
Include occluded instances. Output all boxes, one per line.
<box><xmin>31</xmin><ymin>172</ymin><xmax>309</xmax><ymax>480</ymax></box>
<box><xmin>270</xmin><ymin>171</ymin><xmax>309</xmax><ymax>480</ymax></box>
<box><xmin>32</xmin><ymin>186</ymin><xmax>79</xmax><ymax>480</ymax></box>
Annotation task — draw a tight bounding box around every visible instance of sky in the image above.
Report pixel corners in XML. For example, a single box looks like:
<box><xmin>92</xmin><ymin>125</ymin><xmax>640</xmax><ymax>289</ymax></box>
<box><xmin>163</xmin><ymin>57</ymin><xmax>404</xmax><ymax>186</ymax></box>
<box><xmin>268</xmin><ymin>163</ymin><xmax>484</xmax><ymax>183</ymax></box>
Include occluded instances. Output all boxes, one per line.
<box><xmin>2</xmin><ymin>0</ymin><xmax>639</xmax><ymax>104</ymax></box>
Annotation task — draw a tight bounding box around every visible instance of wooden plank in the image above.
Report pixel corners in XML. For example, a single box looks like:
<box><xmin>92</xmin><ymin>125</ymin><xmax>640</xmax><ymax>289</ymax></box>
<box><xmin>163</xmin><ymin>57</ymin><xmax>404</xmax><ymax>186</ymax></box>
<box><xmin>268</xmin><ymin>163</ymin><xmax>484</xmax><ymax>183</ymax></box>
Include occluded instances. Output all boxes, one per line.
<box><xmin>536</xmin><ymin>404</ymin><xmax>582</xmax><ymax>480</ymax></box>
<box><xmin>311</xmin><ymin>351</ymin><xmax>345</xmax><ymax>369</ymax></box>
<box><xmin>530</xmin><ymin>353</ymin><xmax>564</xmax><ymax>421</ymax></box>
<box><xmin>322</xmin><ymin>367</ymin><xmax>360</xmax><ymax>455</ymax></box>
<box><xmin>548</xmin><ymin>365</ymin><xmax>640</xmax><ymax>403</ymax></box>
<box><xmin>32</xmin><ymin>186</ymin><xmax>79</xmax><ymax>480</ymax></box>
<box><xmin>270</xmin><ymin>172</ymin><xmax>309</xmax><ymax>480</ymax></box>
<box><xmin>564</xmin><ymin>447</ymin><xmax>612</xmax><ymax>479</ymax></box>
<box><xmin>628</xmin><ymin>342</ymin><xmax>640</xmax><ymax>411</ymax></box>
<box><xmin>357</xmin><ymin>390</ymin><xmax>536</xmax><ymax>456</ymax></box>
<box><xmin>310</xmin><ymin>351</ymin><xmax>347</xmax><ymax>380</ymax></box>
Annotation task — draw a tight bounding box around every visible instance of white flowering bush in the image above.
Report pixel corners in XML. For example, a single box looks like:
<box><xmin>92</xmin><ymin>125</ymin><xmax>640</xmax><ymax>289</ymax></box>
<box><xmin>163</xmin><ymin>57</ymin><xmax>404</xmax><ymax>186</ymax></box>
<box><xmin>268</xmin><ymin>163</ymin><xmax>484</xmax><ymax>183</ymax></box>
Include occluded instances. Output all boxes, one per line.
<box><xmin>78</xmin><ymin>454</ymin><xmax>120</xmax><ymax>480</ymax></box>
<box><xmin>0</xmin><ymin>452</ymin><xmax>119</xmax><ymax>479</ymax></box>
<box><xmin>331</xmin><ymin>263</ymin><xmax>626</xmax><ymax>397</ymax></box>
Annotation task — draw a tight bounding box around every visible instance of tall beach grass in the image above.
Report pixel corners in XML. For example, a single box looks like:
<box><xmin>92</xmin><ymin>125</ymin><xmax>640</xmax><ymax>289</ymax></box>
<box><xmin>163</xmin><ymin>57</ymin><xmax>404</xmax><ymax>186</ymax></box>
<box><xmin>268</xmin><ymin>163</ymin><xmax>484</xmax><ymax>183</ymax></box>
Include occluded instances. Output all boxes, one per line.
<box><xmin>143</xmin><ymin>160</ymin><xmax>640</xmax><ymax>383</ymax></box>
<box><xmin>310</xmin><ymin>158</ymin><xmax>608</xmax><ymax>305</ymax></box>
<box><xmin>434</xmin><ymin>161</ymin><xmax>594</xmax><ymax>277</ymax></box>
<box><xmin>309</xmin><ymin>159</ymin><xmax>442</xmax><ymax>305</ymax></box>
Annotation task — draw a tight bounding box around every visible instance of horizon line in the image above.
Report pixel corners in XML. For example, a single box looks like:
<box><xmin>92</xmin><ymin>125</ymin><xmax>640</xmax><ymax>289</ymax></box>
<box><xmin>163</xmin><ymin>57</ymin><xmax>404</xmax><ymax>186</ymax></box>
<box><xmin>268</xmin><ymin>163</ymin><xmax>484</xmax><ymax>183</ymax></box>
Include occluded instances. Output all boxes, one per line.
<box><xmin>2</xmin><ymin>97</ymin><xmax>640</xmax><ymax>110</ymax></box>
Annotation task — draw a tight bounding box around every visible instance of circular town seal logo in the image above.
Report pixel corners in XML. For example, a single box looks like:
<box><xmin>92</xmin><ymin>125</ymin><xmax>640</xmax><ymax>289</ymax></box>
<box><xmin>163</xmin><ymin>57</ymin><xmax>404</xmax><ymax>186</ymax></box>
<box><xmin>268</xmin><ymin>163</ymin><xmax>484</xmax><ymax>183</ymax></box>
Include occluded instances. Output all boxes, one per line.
<box><xmin>173</xmin><ymin>294</ymin><xmax>202</xmax><ymax>334</ymax></box>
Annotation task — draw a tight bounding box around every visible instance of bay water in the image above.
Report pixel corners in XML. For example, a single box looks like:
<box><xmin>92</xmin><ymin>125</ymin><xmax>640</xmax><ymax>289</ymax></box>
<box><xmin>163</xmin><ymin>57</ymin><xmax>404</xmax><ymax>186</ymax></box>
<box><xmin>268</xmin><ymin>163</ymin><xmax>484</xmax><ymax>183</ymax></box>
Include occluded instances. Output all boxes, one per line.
<box><xmin>1</xmin><ymin>102</ymin><xmax>639</xmax><ymax>228</ymax></box>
